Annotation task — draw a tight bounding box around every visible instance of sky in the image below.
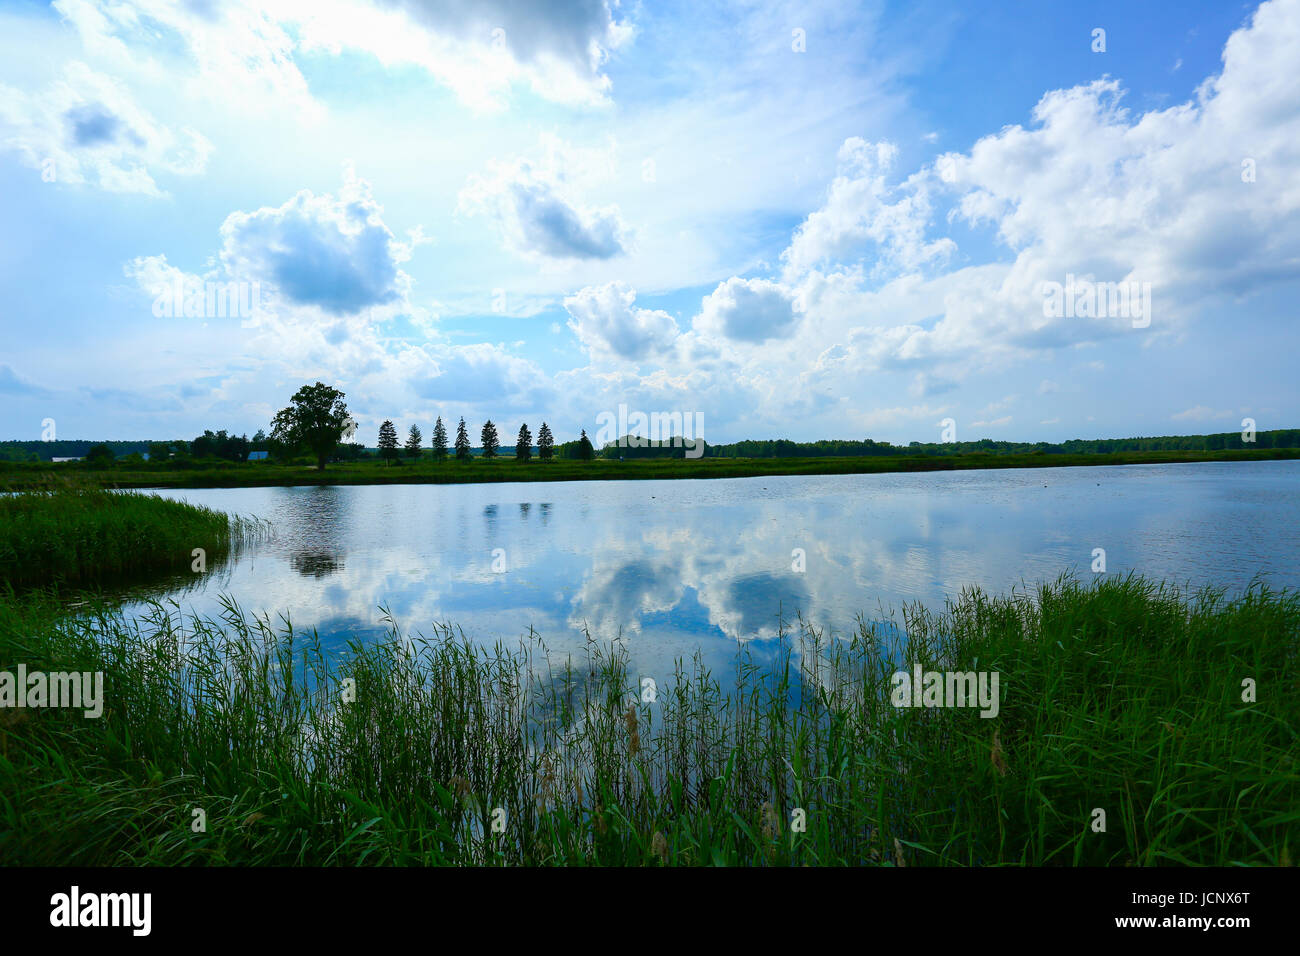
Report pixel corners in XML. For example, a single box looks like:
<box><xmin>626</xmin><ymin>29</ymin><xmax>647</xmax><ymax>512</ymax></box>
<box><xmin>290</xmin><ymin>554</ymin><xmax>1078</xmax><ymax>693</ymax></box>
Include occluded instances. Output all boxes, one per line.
<box><xmin>0</xmin><ymin>0</ymin><xmax>1296</xmax><ymax>446</ymax></box>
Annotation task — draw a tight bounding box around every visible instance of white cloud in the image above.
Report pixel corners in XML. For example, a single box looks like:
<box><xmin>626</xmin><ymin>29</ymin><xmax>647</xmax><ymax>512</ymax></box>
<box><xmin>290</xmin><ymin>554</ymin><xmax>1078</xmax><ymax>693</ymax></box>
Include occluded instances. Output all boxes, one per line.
<box><xmin>52</xmin><ymin>0</ymin><xmax>633</xmax><ymax>113</ymax></box>
<box><xmin>0</xmin><ymin>61</ymin><xmax>210</xmax><ymax>194</ymax></box>
<box><xmin>772</xmin><ymin>0</ymin><xmax>1300</xmax><ymax>398</ymax></box>
<box><xmin>1172</xmin><ymin>405</ymin><xmax>1234</xmax><ymax>422</ymax></box>
<box><xmin>781</xmin><ymin>137</ymin><xmax>956</xmax><ymax>281</ymax></box>
<box><xmin>53</xmin><ymin>0</ymin><xmax>319</xmax><ymax>118</ymax></box>
<box><xmin>564</xmin><ymin>281</ymin><xmax>679</xmax><ymax>362</ymax></box>
<box><xmin>939</xmin><ymin>2</ymin><xmax>1300</xmax><ymax>306</ymax></box>
<box><xmin>694</xmin><ymin>277</ymin><xmax>801</xmax><ymax>344</ymax></box>
<box><xmin>459</xmin><ymin>154</ymin><xmax>629</xmax><ymax>261</ymax></box>
<box><xmin>365</xmin><ymin>0</ymin><xmax>633</xmax><ymax>107</ymax></box>
<box><xmin>217</xmin><ymin>167</ymin><xmax>417</xmax><ymax>315</ymax></box>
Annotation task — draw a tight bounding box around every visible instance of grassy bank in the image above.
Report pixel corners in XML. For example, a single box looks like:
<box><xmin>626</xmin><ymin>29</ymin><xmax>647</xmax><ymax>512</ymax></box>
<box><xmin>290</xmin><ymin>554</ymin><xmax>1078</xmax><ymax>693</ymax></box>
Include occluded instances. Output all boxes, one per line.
<box><xmin>1</xmin><ymin>574</ymin><xmax>1295</xmax><ymax>866</ymax></box>
<box><xmin>1</xmin><ymin>446</ymin><xmax>1297</xmax><ymax>491</ymax></box>
<box><xmin>0</xmin><ymin>483</ymin><xmax>260</xmax><ymax>589</ymax></box>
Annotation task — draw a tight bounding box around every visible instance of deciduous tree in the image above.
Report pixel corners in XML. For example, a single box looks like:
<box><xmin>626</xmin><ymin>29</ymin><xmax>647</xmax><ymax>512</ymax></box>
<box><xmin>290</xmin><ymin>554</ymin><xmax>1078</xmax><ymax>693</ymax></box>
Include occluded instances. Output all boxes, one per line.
<box><xmin>270</xmin><ymin>382</ymin><xmax>351</xmax><ymax>471</ymax></box>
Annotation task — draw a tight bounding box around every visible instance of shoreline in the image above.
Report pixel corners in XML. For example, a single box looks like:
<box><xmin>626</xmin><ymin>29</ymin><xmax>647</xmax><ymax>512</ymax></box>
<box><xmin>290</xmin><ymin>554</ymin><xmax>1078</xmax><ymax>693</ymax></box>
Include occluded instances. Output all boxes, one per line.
<box><xmin>3</xmin><ymin>447</ymin><xmax>1296</xmax><ymax>491</ymax></box>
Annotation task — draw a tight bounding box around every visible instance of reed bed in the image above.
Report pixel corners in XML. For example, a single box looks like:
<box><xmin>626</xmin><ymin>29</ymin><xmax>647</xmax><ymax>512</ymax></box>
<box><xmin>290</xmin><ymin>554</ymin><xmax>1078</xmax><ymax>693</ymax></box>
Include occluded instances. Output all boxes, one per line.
<box><xmin>0</xmin><ymin>483</ymin><xmax>263</xmax><ymax>589</ymax></box>
<box><xmin>1</xmin><ymin>574</ymin><xmax>1295</xmax><ymax>866</ymax></box>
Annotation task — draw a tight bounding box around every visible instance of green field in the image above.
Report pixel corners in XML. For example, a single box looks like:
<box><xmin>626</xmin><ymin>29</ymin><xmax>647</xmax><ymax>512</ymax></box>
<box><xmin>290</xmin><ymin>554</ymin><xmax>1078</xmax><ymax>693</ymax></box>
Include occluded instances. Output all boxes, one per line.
<box><xmin>2</xmin><ymin>445</ymin><xmax>1297</xmax><ymax>491</ymax></box>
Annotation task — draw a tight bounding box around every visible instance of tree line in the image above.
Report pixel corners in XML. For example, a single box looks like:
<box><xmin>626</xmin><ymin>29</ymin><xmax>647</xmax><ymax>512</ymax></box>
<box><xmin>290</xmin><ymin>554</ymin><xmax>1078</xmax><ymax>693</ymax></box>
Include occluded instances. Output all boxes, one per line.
<box><xmin>269</xmin><ymin>383</ymin><xmax>598</xmax><ymax>469</ymax></box>
<box><xmin>703</xmin><ymin>431</ymin><xmax>1300</xmax><ymax>459</ymax></box>
<box><xmin>4</xmin><ymin>379</ymin><xmax>1294</xmax><ymax>467</ymax></box>
<box><xmin>370</xmin><ymin>416</ymin><xmax>594</xmax><ymax>465</ymax></box>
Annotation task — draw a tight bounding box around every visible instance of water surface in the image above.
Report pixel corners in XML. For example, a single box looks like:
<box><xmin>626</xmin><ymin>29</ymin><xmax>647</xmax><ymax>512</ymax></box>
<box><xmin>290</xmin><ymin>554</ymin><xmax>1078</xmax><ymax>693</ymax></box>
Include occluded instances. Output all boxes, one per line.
<box><xmin>124</xmin><ymin>460</ymin><xmax>1300</xmax><ymax>676</ymax></box>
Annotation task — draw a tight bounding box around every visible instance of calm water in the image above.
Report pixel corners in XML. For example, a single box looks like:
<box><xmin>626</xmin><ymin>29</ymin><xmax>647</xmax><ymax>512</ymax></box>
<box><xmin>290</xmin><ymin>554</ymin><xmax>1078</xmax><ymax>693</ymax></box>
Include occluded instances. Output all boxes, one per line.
<box><xmin>124</xmin><ymin>460</ymin><xmax>1300</xmax><ymax>675</ymax></box>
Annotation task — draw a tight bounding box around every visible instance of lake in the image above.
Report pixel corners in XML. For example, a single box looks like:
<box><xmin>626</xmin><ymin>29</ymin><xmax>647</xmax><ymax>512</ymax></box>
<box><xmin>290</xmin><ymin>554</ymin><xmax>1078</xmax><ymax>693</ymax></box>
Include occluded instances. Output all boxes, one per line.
<box><xmin>122</xmin><ymin>459</ymin><xmax>1300</xmax><ymax>677</ymax></box>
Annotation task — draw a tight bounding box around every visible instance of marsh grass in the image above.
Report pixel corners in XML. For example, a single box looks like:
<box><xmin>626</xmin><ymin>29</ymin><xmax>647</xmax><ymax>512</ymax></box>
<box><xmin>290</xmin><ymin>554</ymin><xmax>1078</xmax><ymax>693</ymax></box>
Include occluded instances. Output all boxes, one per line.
<box><xmin>1</xmin><ymin>574</ymin><xmax>1295</xmax><ymax>866</ymax></box>
<box><xmin>0</xmin><ymin>482</ymin><xmax>264</xmax><ymax>589</ymax></box>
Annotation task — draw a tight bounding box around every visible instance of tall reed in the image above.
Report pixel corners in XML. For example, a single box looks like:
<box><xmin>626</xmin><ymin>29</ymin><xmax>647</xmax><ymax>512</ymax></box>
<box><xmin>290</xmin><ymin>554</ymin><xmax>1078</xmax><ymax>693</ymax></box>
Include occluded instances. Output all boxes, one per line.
<box><xmin>1</xmin><ymin>574</ymin><xmax>1295</xmax><ymax>866</ymax></box>
<box><xmin>0</xmin><ymin>483</ymin><xmax>262</xmax><ymax>589</ymax></box>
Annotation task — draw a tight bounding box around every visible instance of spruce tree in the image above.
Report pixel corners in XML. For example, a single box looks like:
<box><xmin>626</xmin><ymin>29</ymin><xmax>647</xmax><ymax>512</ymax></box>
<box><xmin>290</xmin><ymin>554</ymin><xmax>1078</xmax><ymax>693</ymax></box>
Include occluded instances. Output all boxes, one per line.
<box><xmin>481</xmin><ymin>420</ymin><xmax>500</xmax><ymax>459</ymax></box>
<box><xmin>577</xmin><ymin>428</ymin><xmax>594</xmax><ymax>461</ymax></box>
<box><xmin>537</xmin><ymin>422</ymin><xmax>554</xmax><ymax>461</ymax></box>
<box><xmin>455</xmin><ymin>417</ymin><xmax>471</xmax><ymax>461</ymax></box>
<box><xmin>432</xmin><ymin>416</ymin><xmax>448</xmax><ymax>461</ymax></box>
<box><xmin>404</xmin><ymin>423</ymin><xmax>423</xmax><ymax>458</ymax></box>
<box><xmin>377</xmin><ymin>420</ymin><xmax>399</xmax><ymax>464</ymax></box>
<box><xmin>516</xmin><ymin>423</ymin><xmax>532</xmax><ymax>461</ymax></box>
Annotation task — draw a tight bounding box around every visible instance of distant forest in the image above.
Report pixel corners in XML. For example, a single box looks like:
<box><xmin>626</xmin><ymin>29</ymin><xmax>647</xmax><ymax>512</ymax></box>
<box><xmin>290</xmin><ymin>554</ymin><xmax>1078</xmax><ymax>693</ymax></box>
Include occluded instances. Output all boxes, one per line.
<box><xmin>5</xmin><ymin>428</ymin><xmax>1294</xmax><ymax>463</ymax></box>
<box><xmin>696</xmin><ymin>429</ymin><xmax>1300</xmax><ymax>459</ymax></box>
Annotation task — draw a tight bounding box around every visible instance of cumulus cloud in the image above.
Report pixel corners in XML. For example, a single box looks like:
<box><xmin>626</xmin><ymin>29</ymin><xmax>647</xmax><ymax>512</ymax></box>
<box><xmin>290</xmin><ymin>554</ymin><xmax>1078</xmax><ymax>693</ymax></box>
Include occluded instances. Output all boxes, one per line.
<box><xmin>53</xmin><ymin>0</ymin><xmax>633</xmax><ymax>112</ymax></box>
<box><xmin>938</xmin><ymin>1</ymin><xmax>1300</xmax><ymax>305</ymax></box>
<box><xmin>693</xmin><ymin>277</ymin><xmax>801</xmax><ymax>344</ymax></box>
<box><xmin>125</xmin><ymin>167</ymin><xmax>424</xmax><ymax>345</ymax></box>
<box><xmin>781</xmin><ymin>137</ymin><xmax>955</xmax><ymax>281</ymax></box>
<box><xmin>564</xmin><ymin>282</ymin><xmax>679</xmax><ymax>361</ymax></box>
<box><xmin>370</xmin><ymin>0</ymin><xmax>633</xmax><ymax>106</ymax></box>
<box><xmin>38</xmin><ymin>0</ymin><xmax>1300</xmax><ymax>444</ymax></box>
<box><xmin>766</xmin><ymin>0</ymin><xmax>1300</xmax><ymax>404</ymax></box>
<box><xmin>216</xmin><ymin>168</ymin><xmax>417</xmax><ymax>315</ymax></box>
<box><xmin>120</xmin><ymin>170</ymin><xmax>555</xmax><ymax>429</ymax></box>
<box><xmin>0</xmin><ymin>61</ymin><xmax>211</xmax><ymax>194</ymax></box>
<box><xmin>392</xmin><ymin>341</ymin><xmax>551</xmax><ymax>407</ymax></box>
<box><xmin>459</xmin><ymin>157</ymin><xmax>629</xmax><ymax>260</ymax></box>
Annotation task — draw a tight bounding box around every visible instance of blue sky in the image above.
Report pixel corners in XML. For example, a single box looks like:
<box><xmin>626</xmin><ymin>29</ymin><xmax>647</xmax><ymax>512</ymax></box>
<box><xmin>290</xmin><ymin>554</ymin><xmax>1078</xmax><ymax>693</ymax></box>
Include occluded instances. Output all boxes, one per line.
<box><xmin>0</xmin><ymin>0</ymin><xmax>1295</xmax><ymax>445</ymax></box>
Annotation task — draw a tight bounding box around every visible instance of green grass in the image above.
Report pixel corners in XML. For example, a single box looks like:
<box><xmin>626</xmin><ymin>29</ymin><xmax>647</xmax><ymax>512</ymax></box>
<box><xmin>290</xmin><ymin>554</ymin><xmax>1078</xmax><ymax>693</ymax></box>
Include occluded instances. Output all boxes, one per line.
<box><xmin>1</xmin><ymin>574</ymin><xmax>1295</xmax><ymax>866</ymax></box>
<box><xmin>0</xmin><ymin>481</ymin><xmax>262</xmax><ymax>589</ymax></box>
<box><xmin>1</xmin><ymin>446</ymin><xmax>1297</xmax><ymax>491</ymax></box>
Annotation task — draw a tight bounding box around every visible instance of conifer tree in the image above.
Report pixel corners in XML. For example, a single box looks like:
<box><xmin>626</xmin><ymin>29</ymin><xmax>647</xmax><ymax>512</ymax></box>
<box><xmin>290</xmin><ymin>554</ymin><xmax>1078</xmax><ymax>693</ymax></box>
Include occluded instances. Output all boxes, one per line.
<box><xmin>481</xmin><ymin>420</ymin><xmax>500</xmax><ymax>459</ymax></box>
<box><xmin>378</xmin><ymin>420</ymin><xmax>399</xmax><ymax>464</ymax></box>
<box><xmin>404</xmin><ymin>423</ymin><xmax>423</xmax><ymax>458</ymax></box>
<box><xmin>537</xmin><ymin>422</ymin><xmax>554</xmax><ymax>461</ymax></box>
<box><xmin>432</xmin><ymin>416</ymin><xmax>448</xmax><ymax>461</ymax></box>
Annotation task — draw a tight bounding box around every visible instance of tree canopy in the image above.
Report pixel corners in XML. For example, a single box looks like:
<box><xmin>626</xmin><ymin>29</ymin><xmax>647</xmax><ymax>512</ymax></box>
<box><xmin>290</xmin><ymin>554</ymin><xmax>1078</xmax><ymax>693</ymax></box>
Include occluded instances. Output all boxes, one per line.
<box><xmin>270</xmin><ymin>382</ymin><xmax>351</xmax><ymax>470</ymax></box>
